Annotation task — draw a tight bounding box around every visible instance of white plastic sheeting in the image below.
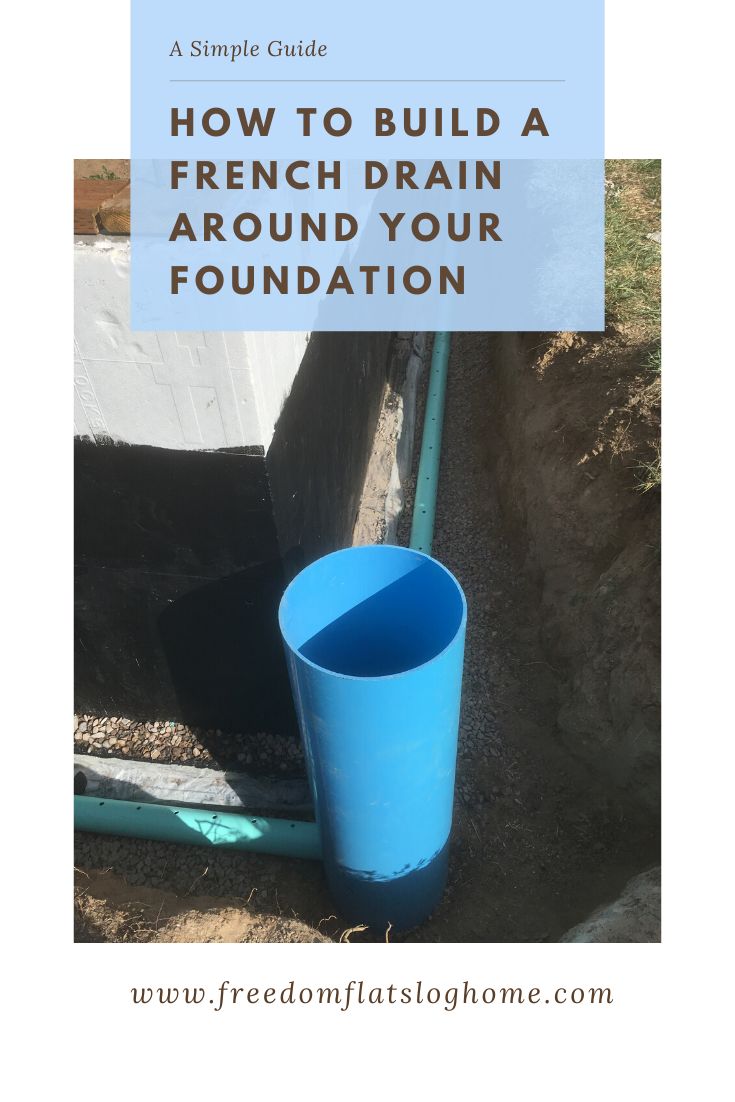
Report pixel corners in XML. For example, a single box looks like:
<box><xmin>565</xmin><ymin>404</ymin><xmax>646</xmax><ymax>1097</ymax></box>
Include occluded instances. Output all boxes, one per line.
<box><xmin>74</xmin><ymin>754</ymin><xmax>312</xmax><ymax>815</ymax></box>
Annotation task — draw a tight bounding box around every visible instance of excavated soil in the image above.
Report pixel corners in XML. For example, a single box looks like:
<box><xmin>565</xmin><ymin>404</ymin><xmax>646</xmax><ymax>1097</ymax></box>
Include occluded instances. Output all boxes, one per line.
<box><xmin>485</xmin><ymin>329</ymin><xmax>660</xmax><ymax>813</ymax></box>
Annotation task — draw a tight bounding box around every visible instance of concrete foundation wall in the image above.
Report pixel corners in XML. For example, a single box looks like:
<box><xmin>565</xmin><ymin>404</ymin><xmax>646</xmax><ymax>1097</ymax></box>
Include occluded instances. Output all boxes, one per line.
<box><xmin>267</xmin><ymin>332</ymin><xmax>392</xmax><ymax>578</ymax></box>
<box><xmin>74</xmin><ymin>237</ymin><xmax>308</xmax><ymax>450</ymax></box>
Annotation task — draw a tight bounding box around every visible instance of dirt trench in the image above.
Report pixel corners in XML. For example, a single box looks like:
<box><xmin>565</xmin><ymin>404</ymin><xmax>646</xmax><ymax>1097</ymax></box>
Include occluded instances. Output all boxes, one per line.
<box><xmin>392</xmin><ymin>330</ymin><xmax>659</xmax><ymax>941</ymax></box>
<box><xmin>483</xmin><ymin>331</ymin><xmax>660</xmax><ymax>815</ymax></box>
<box><xmin>75</xmin><ymin>329</ymin><xmax>660</xmax><ymax>943</ymax></box>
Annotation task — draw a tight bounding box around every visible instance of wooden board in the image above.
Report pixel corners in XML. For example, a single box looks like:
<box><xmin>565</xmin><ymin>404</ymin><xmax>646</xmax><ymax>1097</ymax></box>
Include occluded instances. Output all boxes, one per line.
<box><xmin>74</xmin><ymin>178</ymin><xmax>129</xmax><ymax>235</ymax></box>
<box><xmin>98</xmin><ymin>184</ymin><xmax>131</xmax><ymax>234</ymax></box>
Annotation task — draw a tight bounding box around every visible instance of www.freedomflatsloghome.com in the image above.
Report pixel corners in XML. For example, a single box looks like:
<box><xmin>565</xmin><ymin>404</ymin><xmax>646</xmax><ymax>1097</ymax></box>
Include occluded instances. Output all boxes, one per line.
<box><xmin>130</xmin><ymin>979</ymin><xmax>614</xmax><ymax>1013</ymax></box>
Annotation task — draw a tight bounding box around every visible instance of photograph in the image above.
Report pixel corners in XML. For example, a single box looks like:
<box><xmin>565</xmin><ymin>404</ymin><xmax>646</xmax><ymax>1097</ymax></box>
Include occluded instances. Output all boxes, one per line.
<box><xmin>73</xmin><ymin>157</ymin><xmax>660</xmax><ymax>944</ymax></box>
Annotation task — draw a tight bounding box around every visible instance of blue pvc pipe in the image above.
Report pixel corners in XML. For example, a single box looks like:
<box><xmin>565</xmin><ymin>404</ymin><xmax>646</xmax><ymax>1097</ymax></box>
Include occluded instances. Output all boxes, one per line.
<box><xmin>279</xmin><ymin>544</ymin><xmax>466</xmax><ymax>930</ymax></box>
<box><xmin>410</xmin><ymin>332</ymin><xmax>451</xmax><ymax>554</ymax></box>
<box><xmin>74</xmin><ymin>796</ymin><xmax>321</xmax><ymax>859</ymax></box>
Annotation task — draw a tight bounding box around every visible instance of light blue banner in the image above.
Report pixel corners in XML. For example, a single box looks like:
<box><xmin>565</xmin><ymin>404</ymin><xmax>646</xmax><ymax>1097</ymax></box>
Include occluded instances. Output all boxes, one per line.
<box><xmin>131</xmin><ymin>0</ymin><xmax>604</xmax><ymax>331</ymax></box>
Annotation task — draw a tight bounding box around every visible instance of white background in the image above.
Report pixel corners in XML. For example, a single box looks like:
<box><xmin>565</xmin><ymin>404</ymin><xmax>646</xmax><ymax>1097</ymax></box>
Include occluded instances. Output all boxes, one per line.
<box><xmin>2</xmin><ymin>1</ymin><xmax>732</xmax><ymax>1096</ymax></box>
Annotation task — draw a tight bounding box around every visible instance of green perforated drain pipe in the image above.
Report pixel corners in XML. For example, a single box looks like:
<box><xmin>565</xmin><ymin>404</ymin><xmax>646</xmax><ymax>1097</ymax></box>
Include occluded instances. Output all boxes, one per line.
<box><xmin>74</xmin><ymin>796</ymin><xmax>321</xmax><ymax>858</ymax></box>
<box><xmin>409</xmin><ymin>332</ymin><xmax>451</xmax><ymax>554</ymax></box>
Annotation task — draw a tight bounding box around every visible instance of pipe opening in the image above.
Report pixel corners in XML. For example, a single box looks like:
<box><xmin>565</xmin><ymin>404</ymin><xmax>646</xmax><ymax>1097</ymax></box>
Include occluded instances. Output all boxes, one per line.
<box><xmin>280</xmin><ymin>546</ymin><xmax>465</xmax><ymax>678</ymax></box>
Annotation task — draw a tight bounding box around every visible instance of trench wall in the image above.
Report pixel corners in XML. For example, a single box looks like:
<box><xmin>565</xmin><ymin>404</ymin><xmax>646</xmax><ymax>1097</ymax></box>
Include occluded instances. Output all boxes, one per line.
<box><xmin>484</xmin><ymin>333</ymin><xmax>661</xmax><ymax>815</ymax></box>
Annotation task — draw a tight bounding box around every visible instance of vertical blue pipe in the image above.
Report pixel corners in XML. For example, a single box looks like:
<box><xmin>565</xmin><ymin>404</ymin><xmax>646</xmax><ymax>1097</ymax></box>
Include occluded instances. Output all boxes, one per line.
<box><xmin>410</xmin><ymin>332</ymin><xmax>452</xmax><ymax>554</ymax></box>
<box><xmin>279</xmin><ymin>544</ymin><xmax>466</xmax><ymax>930</ymax></box>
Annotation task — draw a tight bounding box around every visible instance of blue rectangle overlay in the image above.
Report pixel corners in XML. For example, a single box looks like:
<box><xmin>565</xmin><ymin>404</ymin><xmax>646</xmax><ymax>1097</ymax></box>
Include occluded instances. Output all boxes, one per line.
<box><xmin>131</xmin><ymin>0</ymin><xmax>604</xmax><ymax>331</ymax></box>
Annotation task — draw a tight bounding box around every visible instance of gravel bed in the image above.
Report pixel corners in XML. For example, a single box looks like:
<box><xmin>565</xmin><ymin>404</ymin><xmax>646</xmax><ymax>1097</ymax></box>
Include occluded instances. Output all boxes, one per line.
<box><xmin>395</xmin><ymin>332</ymin><xmax>532</xmax><ymax>816</ymax></box>
<box><xmin>73</xmin><ymin>830</ymin><xmax>315</xmax><ymax>902</ymax></box>
<box><xmin>73</xmin><ymin>714</ymin><xmax>305</xmax><ymax>776</ymax></box>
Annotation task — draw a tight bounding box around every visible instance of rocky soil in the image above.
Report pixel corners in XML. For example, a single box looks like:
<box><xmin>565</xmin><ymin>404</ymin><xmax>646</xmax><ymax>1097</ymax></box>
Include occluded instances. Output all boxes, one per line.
<box><xmin>74</xmin><ymin>715</ymin><xmax>304</xmax><ymax>775</ymax></box>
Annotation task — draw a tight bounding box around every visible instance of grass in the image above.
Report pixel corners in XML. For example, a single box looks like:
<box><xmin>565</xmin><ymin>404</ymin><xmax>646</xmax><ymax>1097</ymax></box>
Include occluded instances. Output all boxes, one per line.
<box><xmin>634</xmin><ymin>446</ymin><xmax>662</xmax><ymax>494</ymax></box>
<box><xmin>603</xmin><ymin>161</ymin><xmax>662</xmax><ymax>492</ymax></box>
<box><xmin>605</xmin><ymin>160</ymin><xmax>661</xmax><ymax>341</ymax></box>
<box><xmin>645</xmin><ymin>344</ymin><xmax>661</xmax><ymax>376</ymax></box>
<box><xmin>88</xmin><ymin>164</ymin><xmax>119</xmax><ymax>180</ymax></box>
